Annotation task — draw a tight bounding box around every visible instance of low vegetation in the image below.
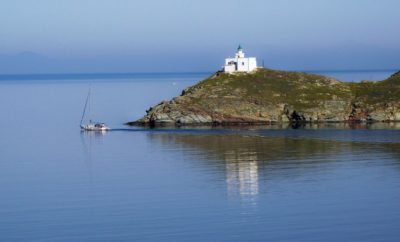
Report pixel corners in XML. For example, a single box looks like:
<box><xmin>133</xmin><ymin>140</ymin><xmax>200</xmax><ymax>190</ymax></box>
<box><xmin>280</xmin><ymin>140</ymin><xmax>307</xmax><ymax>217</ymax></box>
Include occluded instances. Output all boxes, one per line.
<box><xmin>129</xmin><ymin>68</ymin><xmax>400</xmax><ymax>125</ymax></box>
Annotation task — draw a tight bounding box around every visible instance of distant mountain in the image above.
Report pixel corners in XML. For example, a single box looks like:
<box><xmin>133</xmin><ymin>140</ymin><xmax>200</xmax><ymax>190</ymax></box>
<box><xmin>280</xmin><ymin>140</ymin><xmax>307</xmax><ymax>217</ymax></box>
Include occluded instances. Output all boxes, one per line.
<box><xmin>14</xmin><ymin>51</ymin><xmax>47</xmax><ymax>60</ymax></box>
<box><xmin>0</xmin><ymin>51</ymin><xmax>48</xmax><ymax>61</ymax></box>
<box><xmin>0</xmin><ymin>51</ymin><xmax>52</xmax><ymax>74</ymax></box>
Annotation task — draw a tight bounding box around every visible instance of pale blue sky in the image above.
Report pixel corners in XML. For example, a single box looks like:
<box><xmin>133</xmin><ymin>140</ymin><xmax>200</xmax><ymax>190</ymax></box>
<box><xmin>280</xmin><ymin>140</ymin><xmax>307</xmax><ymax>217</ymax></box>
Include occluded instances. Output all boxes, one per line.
<box><xmin>0</xmin><ymin>0</ymin><xmax>399</xmax><ymax>73</ymax></box>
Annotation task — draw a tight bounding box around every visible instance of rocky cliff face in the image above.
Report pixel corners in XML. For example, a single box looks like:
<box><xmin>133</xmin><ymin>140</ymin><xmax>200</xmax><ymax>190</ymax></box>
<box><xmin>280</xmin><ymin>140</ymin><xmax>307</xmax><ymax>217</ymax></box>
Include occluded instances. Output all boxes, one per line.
<box><xmin>128</xmin><ymin>68</ymin><xmax>400</xmax><ymax>126</ymax></box>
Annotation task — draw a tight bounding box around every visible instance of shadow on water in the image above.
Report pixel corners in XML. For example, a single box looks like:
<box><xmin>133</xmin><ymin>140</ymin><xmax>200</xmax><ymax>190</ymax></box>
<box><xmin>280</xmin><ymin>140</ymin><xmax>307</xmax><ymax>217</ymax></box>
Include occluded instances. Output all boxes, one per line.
<box><xmin>117</xmin><ymin>122</ymin><xmax>400</xmax><ymax>131</ymax></box>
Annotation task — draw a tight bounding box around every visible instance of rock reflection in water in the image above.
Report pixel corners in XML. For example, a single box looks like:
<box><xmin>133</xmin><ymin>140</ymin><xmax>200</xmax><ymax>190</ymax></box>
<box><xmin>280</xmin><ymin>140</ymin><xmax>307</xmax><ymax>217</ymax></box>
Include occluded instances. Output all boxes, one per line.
<box><xmin>148</xmin><ymin>132</ymin><xmax>400</xmax><ymax>203</ymax></box>
<box><xmin>148</xmin><ymin>134</ymin><xmax>349</xmax><ymax>200</ymax></box>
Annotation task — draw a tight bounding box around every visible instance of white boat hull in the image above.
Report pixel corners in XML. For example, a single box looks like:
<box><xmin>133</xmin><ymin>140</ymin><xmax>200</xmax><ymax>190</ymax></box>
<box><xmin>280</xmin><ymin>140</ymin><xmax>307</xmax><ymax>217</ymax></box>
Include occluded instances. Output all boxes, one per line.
<box><xmin>80</xmin><ymin>123</ymin><xmax>110</xmax><ymax>131</ymax></box>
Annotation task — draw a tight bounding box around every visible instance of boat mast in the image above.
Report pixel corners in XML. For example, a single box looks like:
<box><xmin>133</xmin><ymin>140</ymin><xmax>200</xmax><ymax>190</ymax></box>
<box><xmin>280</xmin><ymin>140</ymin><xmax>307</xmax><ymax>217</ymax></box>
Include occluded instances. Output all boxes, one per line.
<box><xmin>80</xmin><ymin>88</ymin><xmax>91</xmax><ymax>126</ymax></box>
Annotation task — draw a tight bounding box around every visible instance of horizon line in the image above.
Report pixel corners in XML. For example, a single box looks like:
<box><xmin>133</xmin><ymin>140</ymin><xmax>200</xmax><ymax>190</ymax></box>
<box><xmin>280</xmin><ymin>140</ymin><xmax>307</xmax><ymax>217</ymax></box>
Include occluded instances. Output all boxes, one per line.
<box><xmin>0</xmin><ymin>68</ymin><xmax>398</xmax><ymax>81</ymax></box>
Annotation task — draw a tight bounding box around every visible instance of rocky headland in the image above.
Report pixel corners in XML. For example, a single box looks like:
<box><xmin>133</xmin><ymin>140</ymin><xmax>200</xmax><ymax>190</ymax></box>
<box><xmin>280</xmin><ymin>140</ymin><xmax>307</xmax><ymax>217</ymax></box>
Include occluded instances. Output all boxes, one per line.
<box><xmin>127</xmin><ymin>68</ymin><xmax>400</xmax><ymax>126</ymax></box>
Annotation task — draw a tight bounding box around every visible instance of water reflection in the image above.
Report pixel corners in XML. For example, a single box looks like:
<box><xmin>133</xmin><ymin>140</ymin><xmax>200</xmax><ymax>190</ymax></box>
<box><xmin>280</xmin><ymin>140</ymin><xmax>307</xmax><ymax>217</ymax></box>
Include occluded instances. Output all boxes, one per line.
<box><xmin>225</xmin><ymin>151</ymin><xmax>259</xmax><ymax>201</ymax></box>
<box><xmin>288</xmin><ymin>122</ymin><xmax>400</xmax><ymax>130</ymax></box>
<box><xmin>145</xmin><ymin>122</ymin><xmax>400</xmax><ymax>130</ymax></box>
<box><xmin>80</xmin><ymin>130</ymin><xmax>108</xmax><ymax>136</ymax></box>
<box><xmin>148</xmin><ymin>133</ymin><xmax>400</xmax><ymax>203</ymax></box>
<box><xmin>80</xmin><ymin>130</ymin><xmax>107</xmax><ymax>178</ymax></box>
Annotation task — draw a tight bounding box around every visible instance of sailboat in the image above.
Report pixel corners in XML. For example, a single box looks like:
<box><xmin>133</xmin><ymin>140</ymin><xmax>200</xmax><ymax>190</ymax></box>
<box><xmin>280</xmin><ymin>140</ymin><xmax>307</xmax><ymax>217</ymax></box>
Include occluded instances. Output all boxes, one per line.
<box><xmin>80</xmin><ymin>88</ymin><xmax>110</xmax><ymax>131</ymax></box>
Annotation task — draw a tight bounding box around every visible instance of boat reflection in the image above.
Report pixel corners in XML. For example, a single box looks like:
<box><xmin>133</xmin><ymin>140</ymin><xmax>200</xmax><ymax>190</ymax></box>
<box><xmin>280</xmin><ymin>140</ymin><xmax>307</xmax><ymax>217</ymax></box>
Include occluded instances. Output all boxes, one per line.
<box><xmin>80</xmin><ymin>129</ymin><xmax>108</xmax><ymax>136</ymax></box>
<box><xmin>80</xmin><ymin>129</ymin><xmax>107</xmax><ymax>178</ymax></box>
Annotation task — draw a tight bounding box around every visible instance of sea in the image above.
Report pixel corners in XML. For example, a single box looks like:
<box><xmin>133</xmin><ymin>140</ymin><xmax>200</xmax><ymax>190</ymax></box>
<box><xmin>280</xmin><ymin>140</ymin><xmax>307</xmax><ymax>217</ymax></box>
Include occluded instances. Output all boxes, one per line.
<box><xmin>0</xmin><ymin>70</ymin><xmax>400</xmax><ymax>241</ymax></box>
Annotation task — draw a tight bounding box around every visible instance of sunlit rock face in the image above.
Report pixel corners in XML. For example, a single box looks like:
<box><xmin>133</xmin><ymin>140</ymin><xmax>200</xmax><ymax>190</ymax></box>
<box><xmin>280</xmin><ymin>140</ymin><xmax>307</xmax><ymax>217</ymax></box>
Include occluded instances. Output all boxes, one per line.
<box><xmin>129</xmin><ymin>69</ymin><xmax>400</xmax><ymax>126</ymax></box>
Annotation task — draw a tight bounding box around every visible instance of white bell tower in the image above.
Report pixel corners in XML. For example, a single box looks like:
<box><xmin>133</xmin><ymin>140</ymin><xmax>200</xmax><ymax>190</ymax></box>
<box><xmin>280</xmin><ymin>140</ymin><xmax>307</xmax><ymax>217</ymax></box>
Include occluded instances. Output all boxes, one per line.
<box><xmin>235</xmin><ymin>45</ymin><xmax>245</xmax><ymax>58</ymax></box>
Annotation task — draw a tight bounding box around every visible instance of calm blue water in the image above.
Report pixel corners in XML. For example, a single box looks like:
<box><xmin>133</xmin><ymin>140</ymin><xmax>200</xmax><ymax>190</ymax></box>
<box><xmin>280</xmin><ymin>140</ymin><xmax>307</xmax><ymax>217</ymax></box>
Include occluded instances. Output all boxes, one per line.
<box><xmin>0</xmin><ymin>71</ymin><xmax>400</xmax><ymax>241</ymax></box>
<box><xmin>308</xmin><ymin>69</ymin><xmax>396</xmax><ymax>82</ymax></box>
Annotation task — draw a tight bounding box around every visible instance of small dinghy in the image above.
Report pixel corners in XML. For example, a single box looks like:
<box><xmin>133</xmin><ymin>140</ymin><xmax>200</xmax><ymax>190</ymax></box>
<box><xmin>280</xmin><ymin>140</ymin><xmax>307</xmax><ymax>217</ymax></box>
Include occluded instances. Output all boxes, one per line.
<box><xmin>80</xmin><ymin>88</ymin><xmax>110</xmax><ymax>131</ymax></box>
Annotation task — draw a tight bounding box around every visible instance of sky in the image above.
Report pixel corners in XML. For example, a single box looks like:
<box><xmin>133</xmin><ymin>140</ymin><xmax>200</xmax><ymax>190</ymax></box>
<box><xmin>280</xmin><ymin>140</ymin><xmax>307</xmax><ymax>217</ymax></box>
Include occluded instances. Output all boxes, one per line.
<box><xmin>0</xmin><ymin>0</ymin><xmax>399</xmax><ymax>74</ymax></box>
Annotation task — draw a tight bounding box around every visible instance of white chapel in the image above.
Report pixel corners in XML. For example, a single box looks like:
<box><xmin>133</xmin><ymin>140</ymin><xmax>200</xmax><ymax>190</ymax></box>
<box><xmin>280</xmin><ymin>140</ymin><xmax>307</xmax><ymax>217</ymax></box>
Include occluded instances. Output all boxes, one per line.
<box><xmin>224</xmin><ymin>45</ymin><xmax>257</xmax><ymax>73</ymax></box>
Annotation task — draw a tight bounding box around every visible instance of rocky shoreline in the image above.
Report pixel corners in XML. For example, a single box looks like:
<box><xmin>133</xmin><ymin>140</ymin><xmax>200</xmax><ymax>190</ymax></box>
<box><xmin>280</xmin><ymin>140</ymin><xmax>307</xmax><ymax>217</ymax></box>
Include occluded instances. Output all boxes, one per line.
<box><xmin>127</xmin><ymin>68</ymin><xmax>400</xmax><ymax>126</ymax></box>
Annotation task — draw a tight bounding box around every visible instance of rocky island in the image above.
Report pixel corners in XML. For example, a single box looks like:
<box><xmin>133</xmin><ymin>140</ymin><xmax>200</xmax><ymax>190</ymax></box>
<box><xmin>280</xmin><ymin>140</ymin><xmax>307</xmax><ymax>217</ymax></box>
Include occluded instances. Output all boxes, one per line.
<box><xmin>128</xmin><ymin>68</ymin><xmax>400</xmax><ymax>126</ymax></box>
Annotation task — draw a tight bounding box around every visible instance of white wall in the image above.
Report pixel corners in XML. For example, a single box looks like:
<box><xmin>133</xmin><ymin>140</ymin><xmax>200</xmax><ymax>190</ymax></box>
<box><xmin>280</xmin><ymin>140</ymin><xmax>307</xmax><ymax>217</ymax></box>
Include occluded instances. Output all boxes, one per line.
<box><xmin>224</xmin><ymin>55</ymin><xmax>257</xmax><ymax>73</ymax></box>
<box><xmin>225</xmin><ymin>58</ymin><xmax>236</xmax><ymax>65</ymax></box>
<box><xmin>224</xmin><ymin>64</ymin><xmax>236</xmax><ymax>73</ymax></box>
<box><xmin>248</xmin><ymin>58</ymin><xmax>257</xmax><ymax>72</ymax></box>
<box><xmin>236</xmin><ymin>58</ymin><xmax>249</xmax><ymax>72</ymax></box>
